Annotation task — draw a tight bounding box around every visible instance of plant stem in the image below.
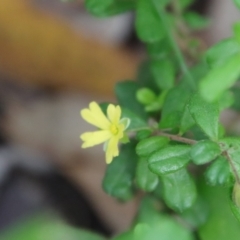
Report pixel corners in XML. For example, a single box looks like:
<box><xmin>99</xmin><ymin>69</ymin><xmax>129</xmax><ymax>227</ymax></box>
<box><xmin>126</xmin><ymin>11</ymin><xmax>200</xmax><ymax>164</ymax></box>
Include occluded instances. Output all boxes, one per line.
<box><xmin>151</xmin><ymin>0</ymin><xmax>196</xmax><ymax>90</ymax></box>
<box><xmin>157</xmin><ymin>131</ymin><xmax>197</xmax><ymax>145</ymax></box>
<box><xmin>223</xmin><ymin>151</ymin><xmax>240</xmax><ymax>184</ymax></box>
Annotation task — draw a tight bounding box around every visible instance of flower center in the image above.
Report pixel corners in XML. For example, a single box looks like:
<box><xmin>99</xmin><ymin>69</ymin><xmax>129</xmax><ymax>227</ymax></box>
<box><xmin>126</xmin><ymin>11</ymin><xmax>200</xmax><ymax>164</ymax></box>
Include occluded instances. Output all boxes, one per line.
<box><xmin>110</xmin><ymin>124</ymin><xmax>119</xmax><ymax>135</ymax></box>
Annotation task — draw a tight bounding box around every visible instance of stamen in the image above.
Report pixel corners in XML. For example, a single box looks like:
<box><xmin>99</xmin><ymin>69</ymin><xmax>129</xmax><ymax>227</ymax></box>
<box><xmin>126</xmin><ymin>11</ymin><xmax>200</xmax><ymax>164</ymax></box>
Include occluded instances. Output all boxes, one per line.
<box><xmin>110</xmin><ymin>124</ymin><xmax>118</xmax><ymax>135</ymax></box>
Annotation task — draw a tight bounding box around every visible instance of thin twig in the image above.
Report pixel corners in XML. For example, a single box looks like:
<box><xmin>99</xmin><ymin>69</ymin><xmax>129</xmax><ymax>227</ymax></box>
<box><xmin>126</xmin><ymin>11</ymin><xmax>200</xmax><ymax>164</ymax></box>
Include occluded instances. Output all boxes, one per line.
<box><xmin>223</xmin><ymin>151</ymin><xmax>240</xmax><ymax>184</ymax></box>
<box><xmin>157</xmin><ymin>131</ymin><xmax>197</xmax><ymax>145</ymax></box>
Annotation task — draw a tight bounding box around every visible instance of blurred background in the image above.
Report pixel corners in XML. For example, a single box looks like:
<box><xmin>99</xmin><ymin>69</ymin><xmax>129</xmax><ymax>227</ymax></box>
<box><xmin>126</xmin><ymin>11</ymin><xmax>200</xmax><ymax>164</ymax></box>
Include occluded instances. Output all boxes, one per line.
<box><xmin>0</xmin><ymin>0</ymin><xmax>239</xmax><ymax>239</ymax></box>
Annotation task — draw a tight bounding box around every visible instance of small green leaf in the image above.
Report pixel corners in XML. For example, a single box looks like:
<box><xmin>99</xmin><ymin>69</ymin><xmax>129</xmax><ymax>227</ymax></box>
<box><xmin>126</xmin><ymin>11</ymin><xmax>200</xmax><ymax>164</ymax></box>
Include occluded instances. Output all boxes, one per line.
<box><xmin>233</xmin><ymin>22</ymin><xmax>240</xmax><ymax>44</ymax></box>
<box><xmin>136</xmin><ymin>130</ymin><xmax>152</xmax><ymax>140</ymax></box>
<box><xmin>181</xmin><ymin>197</ymin><xmax>209</xmax><ymax>228</ymax></box>
<box><xmin>136</xmin><ymin>136</ymin><xmax>169</xmax><ymax>157</ymax></box>
<box><xmin>121</xmin><ymin>108</ymin><xmax>148</xmax><ymax>131</ymax></box>
<box><xmin>85</xmin><ymin>0</ymin><xmax>113</xmax><ymax>14</ymax></box>
<box><xmin>229</xmin><ymin>198</ymin><xmax>240</xmax><ymax>223</ymax></box>
<box><xmin>179</xmin><ymin>100</ymin><xmax>195</xmax><ymax>134</ymax></box>
<box><xmin>231</xmin><ymin>87</ymin><xmax>240</xmax><ymax>111</ymax></box>
<box><xmin>0</xmin><ymin>215</ymin><xmax>106</xmax><ymax>240</ymax></box>
<box><xmin>136</xmin><ymin>61</ymin><xmax>158</xmax><ymax>89</ymax></box>
<box><xmin>133</xmin><ymin>219</ymin><xmax>194</xmax><ymax>240</ymax></box>
<box><xmin>160</xmin><ymin>82</ymin><xmax>192</xmax><ymax>129</ymax></box>
<box><xmin>190</xmin><ymin>140</ymin><xmax>221</xmax><ymax>165</ymax></box>
<box><xmin>219</xmin><ymin>90</ymin><xmax>234</xmax><ymax>110</ymax></box>
<box><xmin>189</xmin><ymin>93</ymin><xmax>219</xmax><ymax>140</ymax></box>
<box><xmin>135</xmin><ymin>197</ymin><xmax>194</xmax><ymax>239</ymax></box>
<box><xmin>184</xmin><ymin>12</ymin><xmax>210</xmax><ymax>30</ymax></box>
<box><xmin>136</xmin><ymin>197</ymin><xmax>162</xmax><ymax>224</ymax></box>
<box><xmin>145</xmin><ymin>90</ymin><xmax>169</xmax><ymax>112</ymax></box>
<box><xmin>102</xmin><ymin>142</ymin><xmax>137</xmax><ymax>201</ymax></box>
<box><xmin>135</xmin><ymin>0</ymin><xmax>165</xmax><ymax>42</ymax></box>
<box><xmin>179</xmin><ymin>0</ymin><xmax>193</xmax><ymax>9</ymax></box>
<box><xmin>200</xmin><ymin>53</ymin><xmax>240</xmax><ymax>102</ymax></box>
<box><xmin>136</xmin><ymin>158</ymin><xmax>159</xmax><ymax>192</ymax></box>
<box><xmin>147</xmin><ymin>38</ymin><xmax>172</xmax><ymax>60</ymax></box>
<box><xmin>205</xmin><ymin>156</ymin><xmax>231</xmax><ymax>186</ymax></box>
<box><xmin>148</xmin><ymin>145</ymin><xmax>191</xmax><ymax>175</ymax></box>
<box><xmin>85</xmin><ymin>0</ymin><xmax>135</xmax><ymax>16</ymax></box>
<box><xmin>205</xmin><ymin>38</ymin><xmax>240</xmax><ymax>68</ymax></box>
<box><xmin>233</xmin><ymin>0</ymin><xmax>240</xmax><ymax>9</ymax></box>
<box><xmin>136</xmin><ymin>88</ymin><xmax>157</xmax><ymax>105</ymax></box>
<box><xmin>115</xmin><ymin>81</ymin><xmax>148</xmax><ymax>120</ymax></box>
<box><xmin>151</xmin><ymin>59</ymin><xmax>175</xmax><ymax>90</ymax></box>
<box><xmin>161</xmin><ymin>168</ymin><xmax>197</xmax><ymax>212</ymax></box>
<box><xmin>112</xmin><ymin>230</ymin><xmax>134</xmax><ymax>240</ymax></box>
<box><xmin>199</xmin><ymin>183</ymin><xmax>240</xmax><ymax>240</ymax></box>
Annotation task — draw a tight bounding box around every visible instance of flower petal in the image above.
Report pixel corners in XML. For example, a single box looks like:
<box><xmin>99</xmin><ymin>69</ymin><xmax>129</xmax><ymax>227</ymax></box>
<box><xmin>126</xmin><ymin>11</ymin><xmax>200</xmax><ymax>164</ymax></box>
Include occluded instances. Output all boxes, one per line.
<box><xmin>81</xmin><ymin>102</ymin><xmax>110</xmax><ymax>129</ymax></box>
<box><xmin>80</xmin><ymin>130</ymin><xmax>111</xmax><ymax>148</ymax></box>
<box><xmin>107</xmin><ymin>104</ymin><xmax>121</xmax><ymax>124</ymax></box>
<box><xmin>106</xmin><ymin>136</ymin><xmax>119</xmax><ymax>164</ymax></box>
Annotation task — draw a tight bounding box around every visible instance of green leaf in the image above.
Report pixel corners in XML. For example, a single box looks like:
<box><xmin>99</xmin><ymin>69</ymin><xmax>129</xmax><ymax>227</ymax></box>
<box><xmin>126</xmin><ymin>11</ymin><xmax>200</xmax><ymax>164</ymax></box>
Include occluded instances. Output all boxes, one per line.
<box><xmin>234</xmin><ymin>22</ymin><xmax>240</xmax><ymax>44</ymax></box>
<box><xmin>219</xmin><ymin>90</ymin><xmax>234</xmax><ymax>110</ymax></box>
<box><xmin>100</xmin><ymin>103</ymin><xmax>148</xmax><ymax>131</ymax></box>
<box><xmin>144</xmin><ymin>90</ymin><xmax>169</xmax><ymax>112</ymax></box>
<box><xmin>205</xmin><ymin>156</ymin><xmax>231</xmax><ymax>186</ymax></box>
<box><xmin>184</xmin><ymin>12</ymin><xmax>210</xmax><ymax>30</ymax></box>
<box><xmin>136</xmin><ymin>61</ymin><xmax>158</xmax><ymax>89</ymax></box>
<box><xmin>189</xmin><ymin>93</ymin><xmax>219</xmax><ymax>140</ymax></box>
<box><xmin>148</xmin><ymin>145</ymin><xmax>191</xmax><ymax>175</ymax></box>
<box><xmin>233</xmin><ymin>0</ymin><xmax>240</xmax><ymax>10</ymax></box>
<box><xmin>102</xmin><ymin>142</ymin><xmax>137</xmax><ymax>201</ymax></box>
<box><xmin>205</xmin><ymin>38</ymin><xmax>240</xmax><ymax>68</ymax></box>
<box><xmin>179</xmin><ymin>0</ymin><xmax>193</xmax><ymax>9</ymax></box>
<box><xmin>161</xmin><ymin>168</ymin><xmax>197</xmax><ymax>212</ymax></box>
<box><xmin>181</xmin><ymin>197</ymin><xmax>209</xmax><ymax>228</ymax></box>
<box><xmin>231</xmin><ymin>87</ymin><xmax>240</xmax><ymax>111</ymax></box>
<box><xmin>160</xmin><ymin>82</ymin><xmax>192</xmax><ymax>129</ymax></box>
<box><xmin>135</xmin><ymin>0</ymin><xmax>165</xmax><ymax>42</ymax></box>
<box><xmin>136</xmin><ymin>197</ymin><xmax>163</xmax><ymax>224</ymax></box>
<box><xmin>136</xmin><ymin>158</ymin><xmax>159</xmax><ymax>192</ymax></box>
<box><xmin>121</xmin><ymin>108</ymin><xmax>148</xmax><ymax>130</ymax></box>
<box><xmin>190</xmin><ymin>140</ymin><xmax>221</xmax><ymax>165</ymax></box>
<box><xmin>136</xmin><ymin>136</ymin><xmax>169</xmax><ymax>157</ymax></box>
<box><xmin>115</xmin><ymin>81</ymin><xmax>148</xmax><ymax>120</ymax></box>
<box><xmin>136</xmin><ymin>129</ymin><xmax>152</xmax><ymax>140</ymax></box>
<box><xmin>200</xmin><ymin>53</ymin><xmax>240</xmax><ymax>102</ymax></box>
<box><xmin>199</xmin><ymin>183</ymin><xmax>240</xmax><ymax>240</ymax></box>
<box><xmin>136</xmin><ymin>88</ymin><xmax>157</xmax><ymax>105</ymax></box>
<box><xmin>112</xmin><ymin>230</ymin><xmax>134</xmax><ymax>240</ymax></box>
<box><xmin>150</xmin><ymin>59</ymin><xmax>175</xmax><ymax>90</ymax></box>
<box><xmin>179</xmin><ymin>100</ymin><xmax>195</xmax><ymax>134</ymax></box>
<box><xmin>135</xmin><ymin>197</ymin><xmax>194</xmax><ymax>240</ymax></box>
<box><xmin>85</xmin><ymin>0</ymin><xmax>135</xmax><ymax>16</ymax></box>
<box><xmin>229</xmin><ymin>198</ymin><xmax>240</xmax><ymax>223</ymax></box>
<box><xmin>133</xmin><ymin>220</ymin><xmax>193</xmax><ymax>240</ymax></box>
<box><xmin>147</xmin><ymin>38</ymin><xmax>172</xmax><ymax>60</ymax></box>
<box><xmin>0</xmin><ymin>215</ymin><xmax>105</xmax><ymax>240</ymax></box>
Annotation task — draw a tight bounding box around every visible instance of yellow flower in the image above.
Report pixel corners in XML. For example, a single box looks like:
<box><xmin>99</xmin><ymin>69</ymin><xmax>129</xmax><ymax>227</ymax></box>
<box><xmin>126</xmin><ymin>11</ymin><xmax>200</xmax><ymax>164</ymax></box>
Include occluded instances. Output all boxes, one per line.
<box><xmin>80</xmin><ymin>102</ymin><xmax>130</xmax><ymax>164</ymax></box>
